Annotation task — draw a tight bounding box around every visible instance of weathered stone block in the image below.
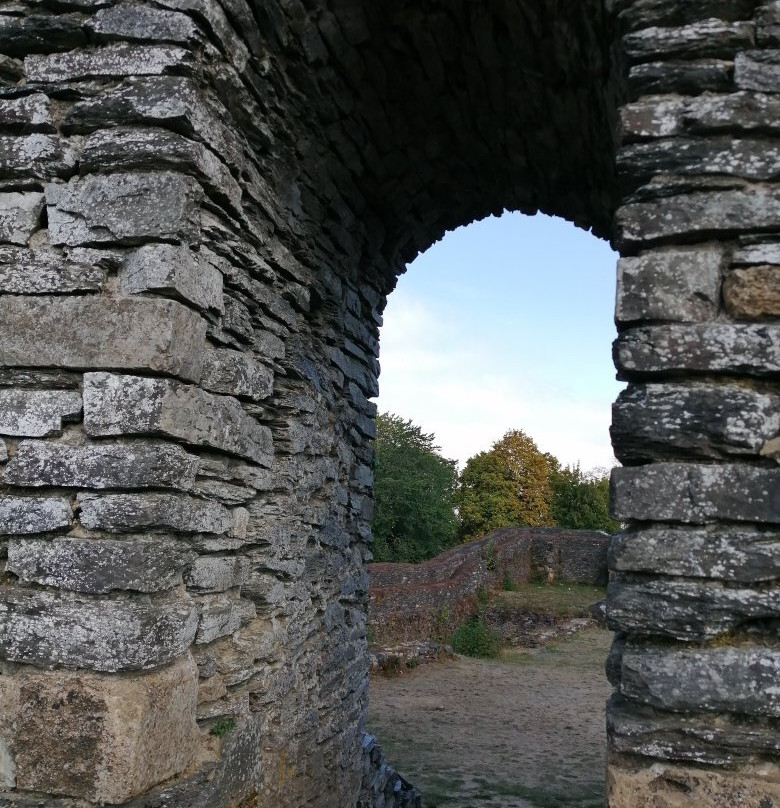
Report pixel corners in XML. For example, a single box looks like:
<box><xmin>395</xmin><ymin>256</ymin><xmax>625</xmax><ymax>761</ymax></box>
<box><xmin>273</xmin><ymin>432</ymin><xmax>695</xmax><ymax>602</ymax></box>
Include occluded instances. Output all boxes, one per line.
<box><xmin>612</xmin><ymin>383</ymin><xmax>780</xmax><ymax>461</ymax></box>
<box><xmin>0</xmin><ymin>655</ymin><xmax>198</xmax><ymax>804</ymax></box>
<box><xmin>195</xmin><ymin>595</ymin><xmax>256</xmax><ymax>644</ymax></box>
<box><xmin>0</xmin><ymin>389</ymin><xmax>82</xmax><ymax>437</ymax></box>
<box><xmin>0</xmin><ymin>134</ymin><xmax>76</xmax><ymax>181</ymax></box>
<box><xmin>619</xmin><ymin>137</ymin><xmax>780</xmax><ymax>184</ymax></box>
<box><xmin>607</xmin><ymin>754</ymin><xmax>780</xmax><ymax>808</ymax></box>
<box><xmin>615</xmin><ymin>642</ymin><xmax>780</xmax><ymax>717</ymax></box>
<box><xmin>8</xmin><ymin>537</ymin><xmax>195</xmax><ymax>593</ymax></box>
<box><xmin>623</xmin><ymin>20</ymin><xmax>755</xmax><ymax>63</ymax></box>
<box><xmin>615</xmin><ymin>247</ymin><xmax>723</xmax><ymax>324</ymax></box>
<box><xmin>627</xmin><ymin>59</ymin><xmax>732</xmax><ymax>97</ymax></box>
<box><xmin>185</xmin><ymin>556</ymin><xmax>250</xmax><ymax>593</ymax></box>
<box><xmin>735</xmin><ymin>49</ymin><xmax>780</xmax><ymax>91</ymax></box>
<box><xmin>0</xmin><ymin>296</ymin><xmax>206</xmax><ymax>382</ymax></box>
<box><xmin>607</xmin><ymin>695</ymin><xmax>780</xmax><ymax>765</ymax></box>
<box><xmin>78</xmin><ymin>492</ymin><xmax>236</xmax><ymax>535</ymax></box>
<box><xmin>0</xmin><ymin>587</ymin><xmax>199</xmax><ymax>670</ymax></box>
<box><xmin>3</xmin><ymin>440</ymin><xmax>199</xmax><ymax>490</ymax></box>
<box><xmin>0</xmin><ymin>193</ymin><xmax>43</xmax><ymax>245</ymax></box>
<box><xmin>25</xmin><ymin>44</ymin><xmax>193</xmax><ymax>83</ymax></box>
<box><xmin>81</xmin><ymin>127</ymin><xmax>242</xmax><ymax>211</ymax></box>
<box><xmin>0</xmin><ymin>94</ymin><xmax>53</xmax><ymax>132</ymax></box>
<box><xmin>64</xmin><ymin>76</ymin><xmax>244</xmax><ymax>168</ymax></box>
<box><xmin>84</xmin><ymin>373</ymin><xmax>272</xmax><ymax>465</ymax></box>
<box><xmin>607</xmin><ymin>577</ymin><xmax>780</xmax><ymax>639</ymax></box>
<box><xmin>0</xmin><ymin>439</ymin><xmax>5</xmax><ymax>463</ymax></box>
<box><xmin>617</xmin><ymin>188</ymin><xmax>780</xmax><ymax>250</ymax></box>
<box><xmin>0</xmin><ymin>246</ymin><xmax>105</xmax><ymax>294</ymax></box>
<box><xmin>724</xmin><ymin>266</ymin><xmax>780</xmax><ymax>319</ymax></box>
<box><xmin>611</xmin><ymin>463</ymin><xmax>780</xmax><ymax>524</ymax></box>
<box><xmin>614</xmin><ymin>324</ymin><xmax>780</xmax><ymax>377</ymax></box>
<box><xmin>46</xmin><ymin>172</ymin><xmax>203</xmax><ymax>247</ymax></box>
<box><xmin>120</xmin><ymin>243</ymin><xmax>223</xmax><ymax>314</ymax></box>
<box><xmin>0</xmin><ymin>497</ymin><xmax>72</xmax><ymax>535</ymax></box>
<box><xmin>200</xmin><ymin>348</ymin><xmax>274</xmax><ymax>401</ymax></box>
<box><xmin>88</xmin><ymin>4</ymin><xmax>199</xmax><ymax>43</ymax></box>
<box><xmin>609</xmin><ymin>525</ymin><xmax>780</xmax><ymax>582</ymax></box>
<box><xmin>734</xmin><ymin>240</ymin><xmax>780</xmax><ymax>264</ymax></box>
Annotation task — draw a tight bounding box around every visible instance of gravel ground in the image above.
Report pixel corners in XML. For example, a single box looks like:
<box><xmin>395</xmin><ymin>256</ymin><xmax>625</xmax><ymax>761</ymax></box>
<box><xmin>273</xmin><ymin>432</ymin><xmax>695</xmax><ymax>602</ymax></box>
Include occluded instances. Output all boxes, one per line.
<box><xmin>367</xmin><ymin>627</ymin><xmax>613</xmax><ymax>808</ymax></box>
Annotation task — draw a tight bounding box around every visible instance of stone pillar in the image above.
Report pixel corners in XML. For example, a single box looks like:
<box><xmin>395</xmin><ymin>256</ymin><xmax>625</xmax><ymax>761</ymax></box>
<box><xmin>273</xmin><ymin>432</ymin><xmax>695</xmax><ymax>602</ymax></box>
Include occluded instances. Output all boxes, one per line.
<box><xmin>608</xmin><ymin>2</ymin><xmax>780</xmax><ymax>805</ymax></box>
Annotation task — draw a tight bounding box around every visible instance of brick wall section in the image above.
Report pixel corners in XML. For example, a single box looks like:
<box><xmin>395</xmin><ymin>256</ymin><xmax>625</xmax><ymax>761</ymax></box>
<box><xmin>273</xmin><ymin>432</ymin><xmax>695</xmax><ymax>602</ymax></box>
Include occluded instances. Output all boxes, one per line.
<box><xmin>369</xmin><ymin>528</ymin><xmax>608</xmax><ymax>645</ymax></box>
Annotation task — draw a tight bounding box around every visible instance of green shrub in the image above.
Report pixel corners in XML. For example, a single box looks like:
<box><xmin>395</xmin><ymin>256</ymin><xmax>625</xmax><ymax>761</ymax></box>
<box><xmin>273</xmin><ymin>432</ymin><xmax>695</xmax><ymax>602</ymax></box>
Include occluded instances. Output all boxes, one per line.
<box><xmin>501</xmin><ymin>570</ymin><xmax>518</xmax><ymax>591</ymax></box>
<box><xmin>209</xmin><ymin>717</ymin><xmax>236</xmax><ymax>737</ymax></box>
<box><xmin>476</xmin><ymin>584</ymin><xmax>489</xmax><ymax>605</ymax></box>
<box><xmin>451</xmin><ymin>614</ymin><xmax>501</xmax><ymax>658</ymax></box>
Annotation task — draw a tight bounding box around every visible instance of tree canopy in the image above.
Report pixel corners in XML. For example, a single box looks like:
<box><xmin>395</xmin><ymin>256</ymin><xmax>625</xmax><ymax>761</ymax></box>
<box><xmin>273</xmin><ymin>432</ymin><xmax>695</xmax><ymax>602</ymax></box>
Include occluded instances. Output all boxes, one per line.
<box><xmin>548</xmin><ymin>460</ymin><xmax>619</xmax><ymax>532</ymax></box>
<box><xmin>371</xmin><ymin>412</ymin><xmax>459</xmax><ymax>562</ymax></box>
<box><xmin>458</xmin><ymin>429</ymin><xmax>553</xmax><ymax>540</ymax></box>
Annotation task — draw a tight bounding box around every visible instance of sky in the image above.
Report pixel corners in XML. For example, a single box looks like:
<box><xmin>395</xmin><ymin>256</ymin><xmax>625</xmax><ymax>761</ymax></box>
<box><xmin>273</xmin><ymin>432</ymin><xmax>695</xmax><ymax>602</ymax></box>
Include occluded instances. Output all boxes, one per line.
<box><xmin>373</xmin><ymin>211</ymin><xmax>624</xmax><ymax>473</ymax></box>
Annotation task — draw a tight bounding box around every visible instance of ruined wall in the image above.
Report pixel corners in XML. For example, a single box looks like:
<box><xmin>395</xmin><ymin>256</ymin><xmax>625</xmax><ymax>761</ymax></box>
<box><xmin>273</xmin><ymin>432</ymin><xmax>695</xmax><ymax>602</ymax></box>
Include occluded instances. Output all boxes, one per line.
<box><xmin>369</xmin><ymin>527</ymin><xmax>608</xmax><ymax>645</ymax></box>
<box><xmin>0</xmin><ymin>1</ymin><xmax>777</xmax><ymax>806</ymax></box>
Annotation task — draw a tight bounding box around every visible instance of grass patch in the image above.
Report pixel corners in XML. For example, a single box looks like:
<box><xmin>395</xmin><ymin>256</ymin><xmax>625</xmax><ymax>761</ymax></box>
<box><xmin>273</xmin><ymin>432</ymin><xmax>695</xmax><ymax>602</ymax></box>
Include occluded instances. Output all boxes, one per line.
<box><xmin>473</xmin><ymin>778</ymin><xmax>603</xmax><ymax>808</ymax></box>
<box><xmin>490</xmin><ymin>581</ymin><xmax>605</xmax><ymax>618</ymax></box>
<box><xmin>450</xmin><ymin>613</ymin><xmax>501</xmax><ymax>658</ymax></box>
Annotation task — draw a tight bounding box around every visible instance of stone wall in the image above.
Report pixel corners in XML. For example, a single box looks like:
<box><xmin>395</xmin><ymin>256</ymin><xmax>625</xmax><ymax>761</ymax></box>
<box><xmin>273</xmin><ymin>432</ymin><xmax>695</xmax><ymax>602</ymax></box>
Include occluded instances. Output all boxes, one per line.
<box><xmin>0</xmin><ymin>1</ymin><xmax>777</xmax><ymax>806</ymax></box>
<box><xmin>369</xmin><ymin>527</ymin><xmax>608</xmax><ymax>645</ymax></box>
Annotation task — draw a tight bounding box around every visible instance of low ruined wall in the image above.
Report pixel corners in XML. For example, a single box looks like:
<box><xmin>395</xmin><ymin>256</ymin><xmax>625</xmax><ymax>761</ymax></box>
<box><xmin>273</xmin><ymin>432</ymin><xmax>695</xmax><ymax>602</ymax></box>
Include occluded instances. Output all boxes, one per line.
<box><xmin>368</xmin><ymin>528</ymin><xmax>608</xmax><ymax>645</ymax></box>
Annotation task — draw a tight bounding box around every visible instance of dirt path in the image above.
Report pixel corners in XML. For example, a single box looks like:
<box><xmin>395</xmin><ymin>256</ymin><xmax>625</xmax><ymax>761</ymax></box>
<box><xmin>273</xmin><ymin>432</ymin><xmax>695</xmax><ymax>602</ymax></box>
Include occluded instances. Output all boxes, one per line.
<box><xmin>367</xmin><ymin>627</ymin><xmax>613</xmax><ymax>808</ymax></box>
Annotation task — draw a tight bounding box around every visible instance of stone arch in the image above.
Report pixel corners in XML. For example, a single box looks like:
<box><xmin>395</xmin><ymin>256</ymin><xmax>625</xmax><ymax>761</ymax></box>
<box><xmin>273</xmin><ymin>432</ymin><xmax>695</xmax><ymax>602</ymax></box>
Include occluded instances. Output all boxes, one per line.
<box><xmin>0</xmin><ymin>2</ymin><xmax>778</xmax><ymax>808</ymax></box>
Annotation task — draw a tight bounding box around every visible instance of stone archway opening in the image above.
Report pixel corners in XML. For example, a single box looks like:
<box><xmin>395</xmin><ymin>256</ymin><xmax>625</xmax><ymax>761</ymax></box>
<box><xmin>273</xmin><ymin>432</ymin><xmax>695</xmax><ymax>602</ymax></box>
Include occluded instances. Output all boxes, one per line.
<box><xmin>364</xmin><ymin>210</ymin><xmax>620</xmax><ymax>806</ymax></box>
<box><xmin>1</xmin><ymin>3</ymin><xmax>779</xmax><ymax>808</ymax></box>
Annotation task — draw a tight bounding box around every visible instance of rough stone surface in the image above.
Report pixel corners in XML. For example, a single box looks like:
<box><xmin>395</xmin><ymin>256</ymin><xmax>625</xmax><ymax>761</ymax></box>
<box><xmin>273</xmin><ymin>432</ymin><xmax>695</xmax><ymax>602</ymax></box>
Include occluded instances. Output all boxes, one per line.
<box><xmin>615</xmin><ymin>642</ymin><xmax>780</xmax><ymax>716</ymax></box>
<box><xmin>78</xmin><ymin>492</ymin><xmax>236</xmax><ymax>535</ymax></box>
<box><xmin>84</xmin><ymin>373</ymin><xmax>272</xmax><ymax>465</ymax></box>
<box><xmin>0</xmin><ymin>246</ymin><xmax>105</xmax><ymax>294</ymax></box>
<box><xmin>609</xmin><ymin>525</ymin><xmax>780</xmax><ymax>582</ymax></box>
<box><xmin>120</xmin><ymin>243</ymin><xmax>224</xmax><ymax>314</ymax></box>
<box><xmin>185</xmin><ymin>556</ymin><xmax>250</xmax><ymax>593</ymax></box>
<box><xmin>615</xmin><ymin>246</ymin><xmax>723</xmax><ymax>324</ymax></box>
<box><xmin>195</xmin><ymin>596</ymin><xmax>256</xmax><ymax>644</ymax></box>
<box><xmin>607</xmin><ymin>695</ymin><xmax>780</xmax><ymax>766</ymax></box>
<box><xmin>200</xmin><ymin>348</ymin><xmax>274</xmax><ymax>401</ymax></box>
<box><xmin>614</xmin><ymin>324</ymin><xmax>780</xmax><ymax>377</ymax></box>
<box><xmin>612</xmin><ymin>383</ymin><xmax>780</xmax><ymax>462</ymax></box>
<box><xmin>0</xmin><ymin>497</ymin><xmax>72</xmax><ymax>535</ymax></box>
<box><xmin>724</xmin><ymin>265</ymin><xmax>780</xmax><ymax>318</ymax></box>
<box><xmin>7</xmin><ymin>537</ymin><xmax>195</xmax><ymax>594</ymax></box>
<box><xmin>611</xmin><ymin>463</ymin><xmax>780</xmax><ymax>524</ymax></box>
<box><xmin>46</xmin><ymin>172</ymin><xmax>203</xmax><ymax>247</ymax></box>
<box><xmin>735</xmin><ymin>48</ymin><xmax>780</xmax><ymax>91</ymax></box>
<box><xmin>25</xmin><ymin>44</ymin><xmax>193</xmax><ymax>83</ymax></box>
<box><xmin>0</xmin><ymin>655</ymin><xmax>199</xmax><ymax>804</ymax></box>
<box><xmin>3</xmin><ymin>440</ymin><xmax>199</xmax><ymax>490</ymax></box>
<box><xmin>0</xmin><ymin>193</ymin><xmax>43</xmax><ymax>245</ymax></box>
<box><xmin>0</xmin><ymin>588</ymin><xmax>199</xmax><ymax>671</ymax></box>
<box><xmin>606</xmin><ymin>755</ymin><xmax>780</xmax><ymax>808</ymax></box>
<box><xmin>617</xmin><ymin>188</ymin><xmax>780</xmax><ymax>250</ymax></box>
<box><xmin>607</xmin><ymin>577</ymin><xmax>780</xmax><ymax>640</ymax></box>
<box><xmin>0</xmin><ymin>296</ymin><xmax>206</xmax><ymax>382</ymax></box>
<box><xmin>0</xmin><ymin>389</ymin><xmax>82</xmax><ymax>437</ymax></box>
<box><xmin>0</xmin><ymin>94</ymin><xmax>53</xmax><ymax>132</ymax></box>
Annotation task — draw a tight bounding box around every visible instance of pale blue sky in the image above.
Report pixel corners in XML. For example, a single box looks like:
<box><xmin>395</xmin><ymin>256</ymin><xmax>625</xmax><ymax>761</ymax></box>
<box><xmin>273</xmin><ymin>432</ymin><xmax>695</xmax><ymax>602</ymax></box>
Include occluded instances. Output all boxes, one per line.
<box><xmin>374</xmin><ymin>212</ymin><xmax>624</xmax><ymax>472</ymax></box>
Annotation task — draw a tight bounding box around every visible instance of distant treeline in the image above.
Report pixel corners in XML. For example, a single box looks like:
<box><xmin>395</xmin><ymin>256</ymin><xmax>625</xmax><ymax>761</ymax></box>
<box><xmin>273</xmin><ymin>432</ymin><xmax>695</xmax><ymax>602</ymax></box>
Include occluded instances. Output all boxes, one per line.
<box><xmin>371</xmin><ymin>412</ymin><xmax>619</xmax><ymax>563</ymax></box>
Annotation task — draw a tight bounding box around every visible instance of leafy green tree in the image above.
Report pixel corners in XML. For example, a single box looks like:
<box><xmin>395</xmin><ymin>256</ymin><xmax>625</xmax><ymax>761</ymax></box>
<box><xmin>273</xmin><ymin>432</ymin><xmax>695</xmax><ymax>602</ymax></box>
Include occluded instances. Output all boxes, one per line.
<box><xmin>548</xmin><ymin>461</ymin><xmax>619</xmax><ymax>532</ymax></box>
<box><xmin>371</xmin><ymin>412</ymin><xmax>459</xmax><ymax>562</ymax></box>
<box><xmin>458</xmin><ymin>429</ymin><xmax>553</xmax><ymax>540</ymax></box>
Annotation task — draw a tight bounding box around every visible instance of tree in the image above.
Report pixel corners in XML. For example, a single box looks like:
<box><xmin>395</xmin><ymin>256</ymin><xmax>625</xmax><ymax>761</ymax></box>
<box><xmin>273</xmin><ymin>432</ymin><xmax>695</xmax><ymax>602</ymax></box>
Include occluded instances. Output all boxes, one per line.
<box><xmin>458</xmin><ymin>429</ymin><xmax>553</xmax><ymax>540</ymax></box>
<box><xmin>548</xmin><ymin>461</ymin><xmax>620</xmax><ymax>533</ymax></box>
<box><xmin>371</xmin><ymin>412</ymin><xmax>459</xmax><ymax>562</ymax></box>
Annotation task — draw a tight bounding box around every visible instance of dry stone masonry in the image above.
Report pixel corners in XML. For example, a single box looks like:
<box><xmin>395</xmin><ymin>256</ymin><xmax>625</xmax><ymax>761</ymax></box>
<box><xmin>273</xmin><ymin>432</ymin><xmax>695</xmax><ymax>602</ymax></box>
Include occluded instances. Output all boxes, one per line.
<box><xmin>0</xmin><ymin>1</ymin><xmax>777</xmax><ymax>807</ymax></box>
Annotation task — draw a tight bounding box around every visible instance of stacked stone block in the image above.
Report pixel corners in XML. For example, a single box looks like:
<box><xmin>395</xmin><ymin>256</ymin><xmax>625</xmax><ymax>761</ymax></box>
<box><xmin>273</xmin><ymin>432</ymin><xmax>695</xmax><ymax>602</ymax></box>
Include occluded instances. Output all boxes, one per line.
<box><xmin>608</xmin><ymin>2</ymin><xmax>780</xmax><ymax>804</ymax></box>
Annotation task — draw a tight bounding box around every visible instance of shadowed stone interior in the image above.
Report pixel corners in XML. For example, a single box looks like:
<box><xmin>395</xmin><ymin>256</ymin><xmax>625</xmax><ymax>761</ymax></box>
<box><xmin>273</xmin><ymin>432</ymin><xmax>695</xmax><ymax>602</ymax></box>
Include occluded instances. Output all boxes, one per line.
<box><xmin>0</xmin><ymin>1</ymin><xmax>778</xmax><ymax>806</ymax></box>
